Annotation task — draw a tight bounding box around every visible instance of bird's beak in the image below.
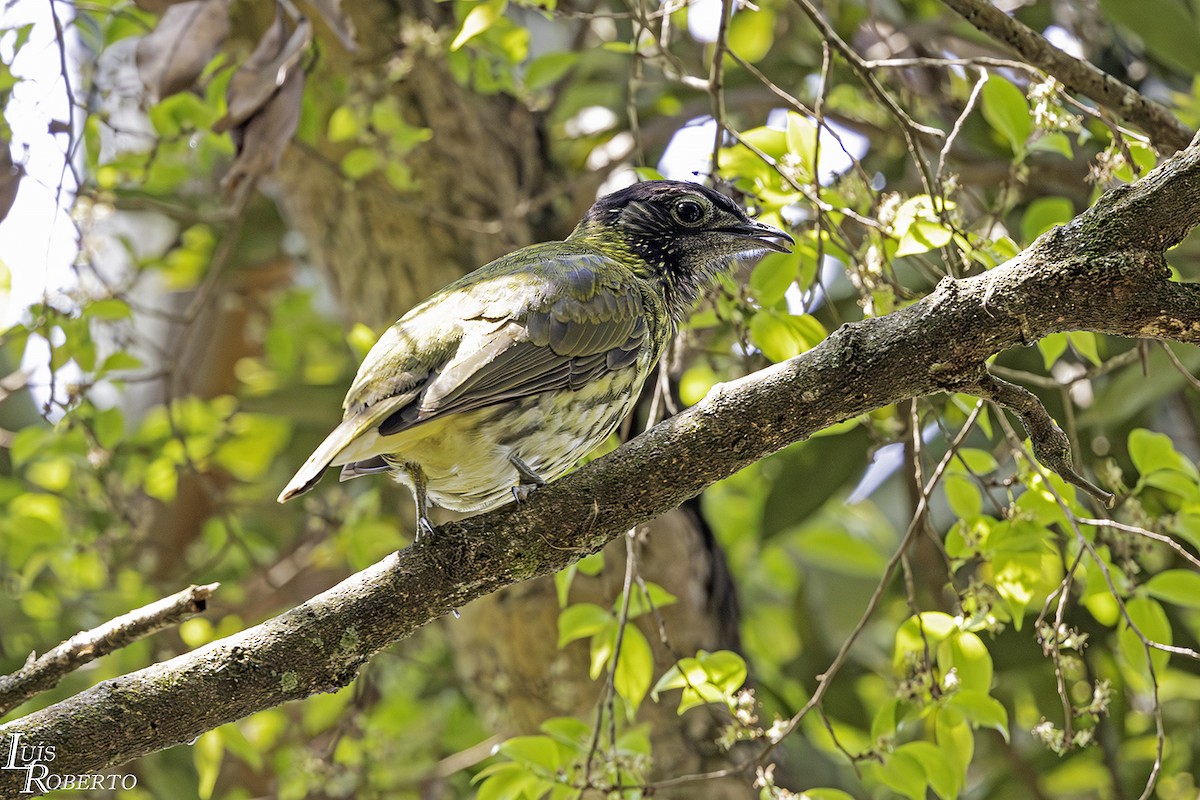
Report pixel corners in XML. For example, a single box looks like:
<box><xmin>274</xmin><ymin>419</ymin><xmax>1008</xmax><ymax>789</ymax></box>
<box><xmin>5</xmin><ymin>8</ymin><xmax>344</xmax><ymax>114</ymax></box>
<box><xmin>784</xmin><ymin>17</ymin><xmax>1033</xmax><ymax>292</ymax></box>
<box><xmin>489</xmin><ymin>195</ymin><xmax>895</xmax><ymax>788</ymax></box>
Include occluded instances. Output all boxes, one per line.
<box><xmin>723</xmin><ymin>220</ymin><xmax>795</xmax><ymax>253</ymax></box>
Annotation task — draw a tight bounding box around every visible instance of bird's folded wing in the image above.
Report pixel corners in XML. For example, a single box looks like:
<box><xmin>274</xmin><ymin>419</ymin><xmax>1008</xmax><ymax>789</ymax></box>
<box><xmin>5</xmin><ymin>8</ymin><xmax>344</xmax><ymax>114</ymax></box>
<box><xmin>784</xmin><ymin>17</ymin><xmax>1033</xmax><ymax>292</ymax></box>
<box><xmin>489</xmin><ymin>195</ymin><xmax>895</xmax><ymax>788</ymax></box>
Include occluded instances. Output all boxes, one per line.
<box><xmin>378</xmin><ymin>264</ymin><xmax>648</xmax><ymax>438</ymax></box>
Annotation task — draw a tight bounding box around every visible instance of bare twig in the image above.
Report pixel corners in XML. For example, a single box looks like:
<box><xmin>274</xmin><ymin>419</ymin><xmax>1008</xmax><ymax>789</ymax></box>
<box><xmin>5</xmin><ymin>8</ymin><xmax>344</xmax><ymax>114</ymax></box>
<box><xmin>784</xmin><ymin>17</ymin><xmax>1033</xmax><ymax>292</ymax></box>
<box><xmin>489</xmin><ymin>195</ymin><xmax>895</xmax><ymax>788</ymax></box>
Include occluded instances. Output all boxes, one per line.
<box><xmin>964</xmin><ymin>371</ymin><xmax>1115</xmax><ymax>507</ymax></box>
<box><xmin>792</xmin><ymin>0</ymin><xmax>940</xmax><ymax>197</ymax></box>
<box><xmin>1076</xmin><ymin>518</ymin><xmax>1200</xmax><ymax>572</ymax></box>
<box><xmin>0</xmin><ymin>583</ymin><xmax>219</xmax><ymax>716</ymax></box>
<box><xmin>938</xmin><ymin>0</ymin><xmax>1193</xmax><ymax>153</ymax></box>
<box><xmin>708</xmin><ymin>0</ymin><xmax>735</xmax><ymax>175</ymax></box>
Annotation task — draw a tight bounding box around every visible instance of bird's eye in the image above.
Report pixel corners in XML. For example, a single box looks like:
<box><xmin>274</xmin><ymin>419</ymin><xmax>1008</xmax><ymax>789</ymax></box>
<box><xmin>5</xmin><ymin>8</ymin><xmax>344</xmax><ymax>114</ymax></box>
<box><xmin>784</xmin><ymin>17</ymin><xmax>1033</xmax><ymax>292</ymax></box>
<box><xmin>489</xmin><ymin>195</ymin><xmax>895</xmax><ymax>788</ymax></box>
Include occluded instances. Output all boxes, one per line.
<box><xmin>673</xmin><ymin>198</ymin><xmax>706</xmax><ymax>226</ymax></box>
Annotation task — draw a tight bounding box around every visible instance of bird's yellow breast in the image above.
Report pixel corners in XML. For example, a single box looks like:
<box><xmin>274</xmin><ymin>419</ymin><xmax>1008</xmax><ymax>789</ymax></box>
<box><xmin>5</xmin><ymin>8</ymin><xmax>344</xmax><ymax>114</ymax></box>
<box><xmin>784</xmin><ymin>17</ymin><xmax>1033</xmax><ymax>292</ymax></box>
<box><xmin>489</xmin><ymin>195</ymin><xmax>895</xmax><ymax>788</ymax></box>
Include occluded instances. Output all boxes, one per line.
<box><xmin>374</xmin><ymin>368</ymin><xmax>642</xmax><ymax>513</ymax></box>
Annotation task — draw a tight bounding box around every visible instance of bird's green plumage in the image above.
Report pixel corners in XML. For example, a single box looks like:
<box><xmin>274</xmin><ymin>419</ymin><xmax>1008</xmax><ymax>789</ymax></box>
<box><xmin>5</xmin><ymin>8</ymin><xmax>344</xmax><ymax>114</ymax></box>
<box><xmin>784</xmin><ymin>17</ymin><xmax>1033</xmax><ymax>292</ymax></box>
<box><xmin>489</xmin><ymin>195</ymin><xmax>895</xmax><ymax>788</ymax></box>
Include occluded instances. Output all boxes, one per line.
<box><xmin>278</xmin><ymin>180</ymin><xmax>792</xmax><ymax>534</ymax></box>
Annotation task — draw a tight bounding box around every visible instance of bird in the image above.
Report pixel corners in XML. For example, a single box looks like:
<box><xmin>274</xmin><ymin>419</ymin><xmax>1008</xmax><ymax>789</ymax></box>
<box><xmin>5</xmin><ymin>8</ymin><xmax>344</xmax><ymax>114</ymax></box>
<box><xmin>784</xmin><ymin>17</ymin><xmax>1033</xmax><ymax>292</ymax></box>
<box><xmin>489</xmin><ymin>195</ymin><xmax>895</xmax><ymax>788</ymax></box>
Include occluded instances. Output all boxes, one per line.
<box><xmin>277</xmin><ymin>180</ymin><xmax>793</xmax><ymax>538</ymax></box>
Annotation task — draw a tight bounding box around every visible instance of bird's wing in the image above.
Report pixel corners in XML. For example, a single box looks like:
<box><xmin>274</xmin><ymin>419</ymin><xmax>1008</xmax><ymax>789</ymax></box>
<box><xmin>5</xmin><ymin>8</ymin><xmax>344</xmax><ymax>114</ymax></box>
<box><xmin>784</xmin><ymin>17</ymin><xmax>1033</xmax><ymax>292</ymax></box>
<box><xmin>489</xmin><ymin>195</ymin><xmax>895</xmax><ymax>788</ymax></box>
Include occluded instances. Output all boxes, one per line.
<box><xmin>278</xmin><ymin>247</ymin><xmax>650</xmax><ymax>502</ymax></box>
<box><xmin>376</xmin><ymin>249</ymin><xmax>649</xmax><ymax>437</ymax></box>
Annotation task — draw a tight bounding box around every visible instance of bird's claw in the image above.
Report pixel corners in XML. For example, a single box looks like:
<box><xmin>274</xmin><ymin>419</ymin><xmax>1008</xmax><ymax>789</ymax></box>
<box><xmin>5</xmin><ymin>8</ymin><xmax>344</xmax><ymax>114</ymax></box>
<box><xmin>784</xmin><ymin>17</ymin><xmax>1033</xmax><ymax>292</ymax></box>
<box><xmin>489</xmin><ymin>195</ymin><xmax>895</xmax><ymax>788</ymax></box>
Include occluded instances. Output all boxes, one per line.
<box><xmin>511</xmin><ymin>483</ymin><xmax>539</xmax><ymax>504</ymax></box>
<box><xmin>415</xmin><ymin>515</ymin><xmax>436</xmax><ymax>543</ymax></box>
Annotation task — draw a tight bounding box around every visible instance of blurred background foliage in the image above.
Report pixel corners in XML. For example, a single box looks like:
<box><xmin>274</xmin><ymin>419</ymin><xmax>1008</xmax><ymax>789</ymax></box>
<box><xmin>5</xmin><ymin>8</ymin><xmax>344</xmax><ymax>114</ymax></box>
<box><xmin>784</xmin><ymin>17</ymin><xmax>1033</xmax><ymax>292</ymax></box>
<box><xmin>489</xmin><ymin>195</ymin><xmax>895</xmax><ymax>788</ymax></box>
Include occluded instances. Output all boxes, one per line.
<box><xmin>1</xmin><ymin>0</ymin><xmax>1200</xmax><ymax>797</ymax></box>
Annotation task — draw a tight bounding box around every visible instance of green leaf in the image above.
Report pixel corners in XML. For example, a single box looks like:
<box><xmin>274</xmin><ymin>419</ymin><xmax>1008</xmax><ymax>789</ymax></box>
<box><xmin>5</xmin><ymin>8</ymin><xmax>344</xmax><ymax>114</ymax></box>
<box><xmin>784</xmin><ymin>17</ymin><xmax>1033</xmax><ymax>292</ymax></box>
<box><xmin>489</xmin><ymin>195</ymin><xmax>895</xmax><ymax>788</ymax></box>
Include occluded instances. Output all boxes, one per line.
<box><xmin>944</xmin><ymin>474</ymin><xmax>982</xmax><ymax>520</ymax></box>
<box><xmin>327</xmin><ymin>106</ymin><xmax>360</xmax><ymax>142</ymax></box>
<box><xmin>739</xmin><ymin>125</ymin><xmax>788</xmax><ymax>160</ymax></box>
<box><xmin>340</xmin><ymin>147</ymin><xmax>380</xmax><ymax>179</ymax></box>
<box><xmin>1129</xmin><ymin>428</ymin><xmax>1199</xmax><ymax>481</ymax></box>
<box><xmin>1143</xmin><ymin>570</ymin><xmax>1200</xmax><ymax>610</ymax></box>
<box><xmin>99</xmin><ymin>351</ymin><xmax>144</xmax><ymax>373</ymax></box>
<box><xmin>935</xmin><ymin>706</ymin><xmax>975</xmax><ymax>777</ymax></box>
<box><xmin>993</xmin><ymin>551</ymin><xmax>1061</xmax><ymax>627</ymax></box>
<box><xmin>1119</xmin><ymin>596</ymin><xmax>1171</xmax><ymax>685</ymax></box>
<box><xmin>554</xmin><ymin>565</ymin><xmax>576</xmax><ymax>607</ymax></box>
<box><xmin>451</xmin><ymin>0</ymin><xmax>507</xmax><ymax>51</ymax></box>
<box><xmin>87</xmin><ymin>297</ymin><xmax>132</xmax><ymax>320</ymax></box>
<box><xmin>474</xmin><ymin>762</ymin><xmax>541</xmax><ymax>800</ymax></box>
<box><xmin>540</xmin><ymin>716</ymin><xmax>590</xmax><ymax>747</ymax></box>
<box><xmin>620</xmin><ymin>580</ymin><xmax>677</xmax><ymax>618</ymax></box>
<box><xmin>576</xmin><ymin>551</ymin><xmax>605</xmax><ymax>575</ymax></box>
<box><xmin>93</xmin><ymin>405</ymin><xmax>125</xmax><ymax>450</ymax></box>
<box><xmin>899</xmin><ymin>741</ymin><xmax>959</xmax><ymax>800</ymax></box>
<box><xmin>791</xmin><ymin>526</ymin><xmax>887</xmax><ymax>578</ymax></box>
<box><xmin>785</xmin><ymin>111</ymin><xmax>817</xmax><ymax>180</ymax></box>
<box><xmin>700</xmin><ymin>650</ymin><xmax>748</xmax><ymax>695</ymax></box>
<box><xmin>947</xmin><ymin>448</ymin><xmax>999</xmax><ymax>475</ymax></box>
<box><xmin>524</xmin><ymin>51</ymin><xmax>577</xmax><ymax>90</ymax></box>
<box><xmin>873</xmin><ymin>748</ymin><xmax>928</xmax><ymax>800</ymax></box>
<box><xmin>144</xmin><ymin>456</ymin><xmax>179</xmax><ymax>502</ymax></box>
<box><xmin>193</xmin><ymin>729</ymin><xmax>224</xmax><ymax>800</ymax></box>
<box><xmin>948</xmin><ymin>690</ymin><xmax>1009</xmax><ymax>740</ymax></box>
<box><xmin>1038</xmin><ymin>332</ymin><xmax>1068</xmax><ymax>369</ymax></box>
<box><xmin>749</xmin><ymin>310</ymin><xmax>825</xmax><ymax>362</ymax></box>
<box><xmin>798</xmin><ymin>790</ymin><xmax>856</xmax><ymax>800</ymax></box>
<box><xmin>384</xmin><ymin>161</ymin><xmax>416</xmax><ymax>191</ymax></box>
<box><xmin>616</xmin><ymin>724</ymin><xmax>651</xmax><ymax>756</ymax></box>
<box><xmin>891</xmin><ymin>195</ymin><xmax>954</xmax><ymax>258</ymax></box>
<box><xmin>499</xmin><ymin>735</ymin><xmax>561</xmax><ymax>772</ymax></box>
<box><xmin>981</xmin><ymin>75</ymin><xmax>1032</xmax><ymax>153</ymax></box>
<box><xmin>1098</xmin><ymin>0</ymin><xmax>1200</xmax><ymax>72</ymax></box>
<box><xmin>302</xmin><ymin>686</ymin><xmax>354</xmax><ymax>735</ymax></box>
<box><xmin>651</xmin><ymin>650</ymin><xmax>746</xmax><ymax>713</ymax></box>
<box><xmin>1028</xmin><ymin>131</ymin><xmax>1074</xmax><ymax>159</ymax></box>
<box><xmin>613</xmin><ymin>625</ymin><xmax>654</xmax><ymax>711</ymax></box>
<box><xmin>749</xmin><ymin>250</ymin><xmax>800</xmax><ymax>306</ymax></box>
<box><xmin>346</xmin><ymin>323</ymin><xmax>377</xmax><ymax>360</ymax></box>
<box><xmin>727</xmin><ymin>8</ymin><xmax>776</xmax><ymax>63</ymax></box>
<box><xmin>1068</xmin><ymin>331</ymin><xmax>1102</xmax><ymax>366</ymax></box>
<box><xmin>896</xmin><ymin>218</ymin><xmax>953</xmax><ymax>257</ymax></box>
<box><xmin>1021</xmin><ymin>196</ymin><xmax>1074</xmax><ymax>243</ymax></box>
<box><xmin>588</xmin><ymin>626</ymin><xmax>615</xmax><ymax>679</ymax></box>
<box><xmin>939</xmin><ymin>631</ymin><xmax>993</xmax><ymax>693</ymax></box>
<box><xmin>1142</xmin><ymin>469</ymin><xmax>1200</xmax><ymax>501</ymax></box>
<box><xmin>632</xmin><ymin>166</ymin><xmax>665</xmax><ymax>181</ymax></box>
<box><xmin>557</xmin><ymin>602</ymin><xmax>612</xmax><ymax>647</ymax></box>
<box><xmin>894</xmin><ymin>612</ymin><xmax>958</xmax><ymax>666</ymax></box>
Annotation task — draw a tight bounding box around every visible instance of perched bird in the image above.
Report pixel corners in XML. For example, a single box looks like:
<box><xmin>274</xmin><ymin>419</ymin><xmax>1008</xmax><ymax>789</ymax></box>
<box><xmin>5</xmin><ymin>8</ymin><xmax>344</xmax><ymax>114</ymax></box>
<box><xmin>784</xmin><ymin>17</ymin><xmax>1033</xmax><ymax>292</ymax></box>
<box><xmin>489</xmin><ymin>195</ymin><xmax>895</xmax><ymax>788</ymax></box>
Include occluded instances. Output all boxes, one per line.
<box><xmin>277</xmin><ymin>180</ymin><xmax>792</xmax><ymax>536</ymax></box>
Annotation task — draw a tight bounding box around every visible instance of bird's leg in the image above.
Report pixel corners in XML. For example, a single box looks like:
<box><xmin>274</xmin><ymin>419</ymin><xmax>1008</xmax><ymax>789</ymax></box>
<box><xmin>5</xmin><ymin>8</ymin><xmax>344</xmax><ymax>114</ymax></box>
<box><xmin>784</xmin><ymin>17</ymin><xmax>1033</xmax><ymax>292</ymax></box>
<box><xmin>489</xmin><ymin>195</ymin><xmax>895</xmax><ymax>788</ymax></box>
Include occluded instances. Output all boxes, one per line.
<box><xmin>407</xmin><ymin>463</ymin><xmax>435</xmax><ymax>541</ymax></box>
<box><xmin>509</xmin><ymin>453</ymin><xmax>547</xmax><ymax>503</ymax></box>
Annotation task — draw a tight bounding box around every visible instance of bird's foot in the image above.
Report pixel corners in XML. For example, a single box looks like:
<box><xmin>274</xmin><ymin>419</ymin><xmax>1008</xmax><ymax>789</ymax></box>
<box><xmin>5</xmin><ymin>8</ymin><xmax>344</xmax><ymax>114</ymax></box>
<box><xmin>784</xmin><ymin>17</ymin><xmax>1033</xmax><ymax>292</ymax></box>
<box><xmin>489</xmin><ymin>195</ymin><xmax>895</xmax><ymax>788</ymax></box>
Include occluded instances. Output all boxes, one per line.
<box><xmin>508</xmin><ymin>453</ymin><xmax>547</xmax><ymax>505</ymax></box>
<box><xmin>415</xmin><ymin>515</ymin><xmax>436</xmax><ymax>543</ymax></box>
<box><xmin>511</xmin><ymin>483</ymin><xmax>539</xmax><ymax>504</ymax></box>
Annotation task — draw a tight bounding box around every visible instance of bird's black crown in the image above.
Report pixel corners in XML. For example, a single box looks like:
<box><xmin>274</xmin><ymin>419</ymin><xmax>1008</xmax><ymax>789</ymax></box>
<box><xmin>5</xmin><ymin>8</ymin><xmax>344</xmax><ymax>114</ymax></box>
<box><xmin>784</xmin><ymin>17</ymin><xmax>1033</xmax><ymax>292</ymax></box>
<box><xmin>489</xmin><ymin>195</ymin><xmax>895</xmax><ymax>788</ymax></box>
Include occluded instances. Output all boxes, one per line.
<box><xmin>574</xmin><ymin>180</ymin><xmax>792</xmax><ymax>321</ymax></box>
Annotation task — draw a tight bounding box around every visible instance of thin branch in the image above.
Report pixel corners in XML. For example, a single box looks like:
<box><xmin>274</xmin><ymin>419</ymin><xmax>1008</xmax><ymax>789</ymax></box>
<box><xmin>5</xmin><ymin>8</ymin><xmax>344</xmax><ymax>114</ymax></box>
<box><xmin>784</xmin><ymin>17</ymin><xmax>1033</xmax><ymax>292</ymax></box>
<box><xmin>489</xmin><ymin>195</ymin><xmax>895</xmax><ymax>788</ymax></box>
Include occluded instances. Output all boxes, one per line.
<box><xmin>964</xmin><ymin>372</ymin><xmax>1115</xmax><ymax>506</ymax></box>
<box><xmin>792</xmin><ymin>0</ymin><xmax>940</xmax><ymax>197</ymax></box>
<box><xmin>938</xmin><ymin>0</ymin><xmax>1193</xmax><ymax>153</ymax></box>
<box><xmin>1076</xmin><ymin>518</ymin><xmax>1200</xmax><ymax>572</ymax></box>
<box><xmin>0</xmin><ymin>583</ymin><xmax>219</xmax><ymax>717</ymax></box>
<box><xmin>708</xmin><ymin>0</ymin><xmax>735</xmax><ymax>175</ymax></box>
<box><xmin>1159</xmin><ymin>342</ymin><xmax>1200</xmax><ymax>391</ymax></box>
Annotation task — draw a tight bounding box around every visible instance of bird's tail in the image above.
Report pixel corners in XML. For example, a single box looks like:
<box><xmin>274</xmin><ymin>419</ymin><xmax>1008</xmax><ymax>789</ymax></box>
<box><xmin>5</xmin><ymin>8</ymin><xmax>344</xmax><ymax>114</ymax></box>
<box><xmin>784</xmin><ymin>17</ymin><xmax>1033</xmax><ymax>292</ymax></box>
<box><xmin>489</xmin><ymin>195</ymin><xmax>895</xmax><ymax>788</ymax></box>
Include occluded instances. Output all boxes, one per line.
<box><xmin>277</xmin><ymin>419</ymin><xmax>362</xmax><ymax>503</ymax></box>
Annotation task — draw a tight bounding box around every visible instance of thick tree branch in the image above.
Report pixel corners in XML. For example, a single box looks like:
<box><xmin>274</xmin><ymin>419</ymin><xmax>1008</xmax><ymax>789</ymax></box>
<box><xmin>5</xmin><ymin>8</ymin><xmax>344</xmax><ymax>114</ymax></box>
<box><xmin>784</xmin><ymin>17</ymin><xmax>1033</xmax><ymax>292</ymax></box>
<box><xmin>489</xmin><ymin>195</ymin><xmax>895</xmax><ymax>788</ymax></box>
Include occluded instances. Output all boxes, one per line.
<box><xmin>939</xmin><ymin>0</ymin><xmax>1194</xmax><ymax>153</ymax></box>
<box><xmin>3</xmin><ymin>143</ymin><xmax>1200</xmax><ymax>797</ymax></box>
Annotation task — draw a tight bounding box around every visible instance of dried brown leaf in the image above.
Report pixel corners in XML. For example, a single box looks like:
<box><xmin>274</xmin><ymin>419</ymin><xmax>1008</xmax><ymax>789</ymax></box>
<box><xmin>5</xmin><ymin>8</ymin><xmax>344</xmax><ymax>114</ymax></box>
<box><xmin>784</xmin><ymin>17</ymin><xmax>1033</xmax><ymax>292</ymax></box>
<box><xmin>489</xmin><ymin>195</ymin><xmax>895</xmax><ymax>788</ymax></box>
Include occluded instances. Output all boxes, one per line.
<box><xmin>135</xmin><ymin>0</ymin><xmax>231</xmax><ymax>104</ymax></box>
<box><xmin>220</xmin><ymin>66</ymin><xmax>305</xmax><ymax>196</ymax></box>
<box><xmin>213</xmin><ymin>13</ymin><xmax>312</xmax><ymax>134</ymax></box>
